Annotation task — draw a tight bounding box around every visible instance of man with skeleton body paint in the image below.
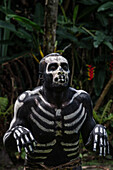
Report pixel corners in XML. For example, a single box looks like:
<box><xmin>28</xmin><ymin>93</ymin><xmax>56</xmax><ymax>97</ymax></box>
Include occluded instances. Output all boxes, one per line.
<box><xmin>3</xmin><ymin>53</ymin><xmax>109</xmax><ymax>170</ymax></box>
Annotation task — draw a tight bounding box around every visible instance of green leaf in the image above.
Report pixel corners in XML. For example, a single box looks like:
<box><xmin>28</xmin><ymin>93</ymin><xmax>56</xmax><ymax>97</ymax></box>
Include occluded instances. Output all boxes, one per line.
<box><xmin>78</xmin><ymin>5</ymin><xmax>98</xmax><ymax>20</ymax></box>
<box><xmin>34</xmin><ymin>3</ymin><xmax>44</xmax><ymax>26</ymax></box>
<box><xmin>73</xmin><ymin>5</ymin><xmax>79</xmax><ymax>25</ymax></box>
<box><xmin>0</xmin><ymin>6</ymin><xmax>14</xmax><ymax>15</ymax></box>
<box><xmin>97</xmin><ymin>2</ymin><xmax>113</xmax><ymax>12</ymax></box>
<box><xmin>94</xmin><ymin>68</ymin><xmax>106</xmax><ymax>96</ymax></box>
<box><xmin>17</xmin><ymin>21</ymin><xmax>33</xmax><ymax>32</ymax></box>
<box><xmin>109</xmin><ymin>13</ymin><xmax>113</xmax><ymax>17</ymax></box>
<box><xmin>57</xmin><ymin>28</ymin><xmax>78</xmax><ymax>43</ymax></box>
<box><xmin>104</xmin><ymin>41</ymin><xmax>113</xmax><ymax>50</ymax></box>
<box><xmin>93</xmin><ymin>31</ymin><xmax>105</xmax><ymax>48</ymax></box>
<box><xmin>0</xmin><ymin>97</ymin><xmax>8</xmax><ymax>112</ymax></box>
<box><xmin>67</xmin><ymin>26</ymin><xmax>78</xmax><ymax>34</ymax></box>
<box><xmin>7</xmin><ymin>14</ymin><xmax>44</xmax><ymax>33</ymax></box>
<box><xmin>15</xmin><ymin>28</ymin><xmax>32</xmax><ymax>41</ymax></box>
<box><xmin>96</xmin><ymin>13</ymin><xmax>108</xmax><ymax>27</ymax></box>
<box><xmin>0</xmin><ymin>20</ymin><xmax>16</xmax><ymax>32</ymax></box>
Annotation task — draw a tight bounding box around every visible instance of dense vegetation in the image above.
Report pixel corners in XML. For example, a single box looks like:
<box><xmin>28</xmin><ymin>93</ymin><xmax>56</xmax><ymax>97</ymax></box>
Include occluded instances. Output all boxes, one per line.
<box><xmin>0</xmin><ymin>0</ymin><xmax>113</xmax><ymax>168</ymax></box>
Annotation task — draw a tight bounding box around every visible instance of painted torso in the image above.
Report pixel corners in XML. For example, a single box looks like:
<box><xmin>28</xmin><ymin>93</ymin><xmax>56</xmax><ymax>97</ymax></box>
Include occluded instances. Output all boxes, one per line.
<box><xmin>13</xmin><ymin>86</ymin><xmax>87</xmax><ymax>168</ymax></box>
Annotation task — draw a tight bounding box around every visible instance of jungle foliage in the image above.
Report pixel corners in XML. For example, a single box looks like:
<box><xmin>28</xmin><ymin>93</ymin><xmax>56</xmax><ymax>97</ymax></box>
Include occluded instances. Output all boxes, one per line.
<box><xmin>0</xmin><ymin>0</ymin><xmax>113</xmax><ymax>163</ymax></box>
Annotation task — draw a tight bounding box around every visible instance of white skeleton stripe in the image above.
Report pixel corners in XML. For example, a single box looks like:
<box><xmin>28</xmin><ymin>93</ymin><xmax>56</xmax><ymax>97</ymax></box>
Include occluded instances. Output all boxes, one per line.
<box><xmin>9</xmin><ymin>87</ymin><xmax>42</xmax><ymax>130</ymax></box>
<box><xmin>15</xmin><ymin>129</ymin><xmax>21</xmax><ymax>137</ymax></box>
<box><xmin>30</xmin><ymin>114</ymin><xmax>54</xmax><ymax>132</ymax></box>
<box><xmin>64</xmin><ymin>103</ymin><xmax>83</xmax><ymax>120</ymax></box>
<box><xmin>21</xmin><ymin>138</ymin><xmax>24</xmax><ymax>144</ymax></box>
<box><xmin>64</xmin><ymin>112</ymin><xmax>87</xmax><ymax>134</ymax></box>
<box><xmin>18</xmin><ymin>128</ymin><xmax>23</xmax><ymax>133</ymax></box>
<box><xmin>61</xmin><ymin>140</ymin><xmax>79</xmax><ymax>146</ymax></box>
<box><xmin>63</xmin><ymin>145</ymin><xmax>79</xmax><ymax>152</ymax></box>
<box><xmin>64</xmin><ymin>107</ymin><xmax>85</xmax><ymax>127</ymax></box>
<box><xmin>31</xmin><ymin>107</ymin><xmax>54</xmax><ymax>125</ymax></box>
<box><xmin>9</xmin><ymin>100</ymin><xmax>23</xmax><ymax>129</ymax></box>
<box><xmin>29</xmin><ymin>145</ymin><xmax>33</xmax><ymax>151</ymax></box>
<box><xmin>25</xmin><ymin>135</ymin><xmax>29</xmax><ymax>142</ymax></box>
<box><xmin>67</xmin><ymin>151</ymin><xmax>79</xmax><ymax>157</ymax></box>
<box><xmin>37</xmin><ymin>139</ymin><xmax>56</xmax><ymax>147</ymax></box>
<box><xmin>28</xmin><ymin>156</ymin><xmax>47</xmax><ymax>160</ymax></box>
<box><xmin>67</xmin><ymin>93</ymin><xmax>80</xmax><ymax>105</ymax></box>
<box><xmin>38</xmin><ymin>104</ymin><xmax>54</xmax><ymax>117</ymax></box>
<box><xmin>34</xmin><ymin>149</ymin><xmax>52</xmax><ymax>153</ymax></box>
<box><xmin>38</xmin><ymin>91</ymin><xmax>51</xmax><ymax>107</ymax></box>
<box><xmin>67</xmin><ymin>90</ymin><xmax>87</xmax><ymax>105</ymax></box>
<box><xmin>3</xmin><ymin>132</ymin><xmax>11</xmax><ymax>143</ymax></box>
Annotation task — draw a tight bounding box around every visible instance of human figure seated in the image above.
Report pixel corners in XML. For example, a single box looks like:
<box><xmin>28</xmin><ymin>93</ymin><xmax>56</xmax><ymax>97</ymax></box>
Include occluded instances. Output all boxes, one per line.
<box><xmin>3</xmin><ymin>53</ymin><xmax>109</xmax><ymax>170</ymax></box>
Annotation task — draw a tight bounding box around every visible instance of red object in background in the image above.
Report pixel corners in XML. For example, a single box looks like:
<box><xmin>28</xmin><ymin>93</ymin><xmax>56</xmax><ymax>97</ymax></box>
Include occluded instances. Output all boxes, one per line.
<box><xmin>109</xmin><ymin>60</ymin><xmax>113</xmax><ymax>71</ymax></box>
<box><xmin>87</xmin><ymin>65</ymin><xmax>95</xmax><ymax>80</ymax></box>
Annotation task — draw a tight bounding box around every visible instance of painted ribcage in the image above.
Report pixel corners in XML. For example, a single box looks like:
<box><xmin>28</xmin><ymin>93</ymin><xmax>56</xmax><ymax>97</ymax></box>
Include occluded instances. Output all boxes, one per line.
<box><xmin>64</xmin><ymin>103</ymin><xmax>87</xmax><ymax>134</ymax></box>
<box><xmin>28</xmin><ymin>93</ymin><xmax>87</xmax><ymax>166</ymax></box>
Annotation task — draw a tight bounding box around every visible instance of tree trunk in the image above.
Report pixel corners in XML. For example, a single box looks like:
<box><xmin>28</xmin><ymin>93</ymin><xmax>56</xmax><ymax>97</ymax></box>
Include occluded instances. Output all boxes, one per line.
<box><xmin>43</xmin><ymin>0</ymin><xmax>59</xmax><ymax>55</ymax></box>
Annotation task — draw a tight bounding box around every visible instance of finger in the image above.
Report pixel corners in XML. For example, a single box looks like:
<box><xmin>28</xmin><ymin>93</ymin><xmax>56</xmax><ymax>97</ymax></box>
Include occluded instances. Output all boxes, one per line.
<box><xmin>18</xmin><ymin>127</ymin><xmax>23</xmax><ymax>132</ymax></box>
<box><xmin>24</xmin><ymin>135</ymin><xmax>33</xmax><ymax>152</ymax></box>
<box><xmin>24</xmin><ymin>147</ymin><xmax>29</xmax><ymax>153</ymax></box>
<box><xmin>16</xmin><ymin>139</ymin><xmax>21</xmax><ymax>153</ymax></box>
<box><xmin>13</xmin><ymin>133</ymin><xmax>21</xmax><ymax>153</ymax></box>
<box><xmin>93</xmin><ymin>134</ymin><xmax>98</xmax><ymax>151</ymax></box>
<box><xmin>99</xmin><ymin>127</ymin><xmax>104</xmax><ymax>156</ymax></box>
<box><xmin>20</xmin><ymin>137</ymin><xmax>29</xmax><ymax>153</ymax></box>
<box><xmin>28</xmin><ymin>145</ymin><xmax>33</xmax><ymax>152</ymax></box>
<box><xmin>15</xmin><ymin>129</ymin><xmax>21</xmax><ymax>137</ymax></box>
<box><xmin>21</xmin><ymin>137</ymin><xmax>25</xmax><ymax>147</ymax></box>
<box><xmin>107</xmin><ymin>141</ymin><xmax>110</xmax><ymax>154</ymax></box>
<box><xmin>25</xmin><ymin>134</ymin><xmax>30</xmax><ymax>143</ymax></box>
<box><xmin>103</xmin><ymin>129</ymin><xmax>107</xmax><ymax>156</ymax></box>
<box><xmin>103</xmin><ymin>138</ymin><xmax>106</xmax><ymax>156</ymax></box>
<box><xmin>99</xmin><ymin>137</ymin><xmax>103</xmax><ymax>156</ymax></box>
<box><xmin>29</xmin><ymin>132</ymin><xmax>37</xmax><ymax>147</ymax></box>
<box><xmin>29</xmin><ymin>132</ymin><xmax>35</xmax><ymax>141</ymax></box>
<box><xmin>93</xmin><ymin>141</ymin><xmax>97</xmax><ymax>152</ymax></box>
<box><xmin>22</xmin><ymin>127</ymin><xmax>36</xmax><ymax>147</ymax></box>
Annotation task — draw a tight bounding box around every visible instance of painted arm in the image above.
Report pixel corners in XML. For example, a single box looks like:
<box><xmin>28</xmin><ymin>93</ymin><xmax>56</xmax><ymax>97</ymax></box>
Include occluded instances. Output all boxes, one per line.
<box><xmin>3</xmin><ymin>92</ymin><xmax>36</xmax><ymax>154</ymax></box>
<box><xmin>81</xmin><ymin>92</ymin><xmax>109</xmax><ymax>156</ymax></box>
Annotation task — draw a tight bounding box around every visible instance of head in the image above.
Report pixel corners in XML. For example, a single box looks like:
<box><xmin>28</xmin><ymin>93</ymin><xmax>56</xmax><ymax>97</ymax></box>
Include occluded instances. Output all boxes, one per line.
<box><xmin>39</xmin><ymin>53</ymin><xmax>70</xmax><ymax>89</ymax></box>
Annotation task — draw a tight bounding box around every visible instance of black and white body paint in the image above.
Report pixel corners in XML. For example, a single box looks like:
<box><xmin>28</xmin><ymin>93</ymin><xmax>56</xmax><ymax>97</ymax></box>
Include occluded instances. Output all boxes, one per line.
<box><xmin>3</xmin><ymin>53</ymin><xmax>109</xmax><ymax>169</ymax></box>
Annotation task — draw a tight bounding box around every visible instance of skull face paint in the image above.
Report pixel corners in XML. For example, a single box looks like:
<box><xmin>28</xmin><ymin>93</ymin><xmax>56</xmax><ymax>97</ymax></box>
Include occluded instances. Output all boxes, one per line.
<box><xmin>45</xmin><ymin>56</ymin><xmax>70</xmax><ymax>87</ymax></box>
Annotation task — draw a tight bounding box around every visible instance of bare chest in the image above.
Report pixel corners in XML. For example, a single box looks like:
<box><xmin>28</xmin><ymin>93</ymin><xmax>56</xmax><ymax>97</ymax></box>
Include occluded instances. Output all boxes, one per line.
<box><xmin>29</xmin><ymin>99</ymin><xmax>87</xmax><ymax>140</ymax></box>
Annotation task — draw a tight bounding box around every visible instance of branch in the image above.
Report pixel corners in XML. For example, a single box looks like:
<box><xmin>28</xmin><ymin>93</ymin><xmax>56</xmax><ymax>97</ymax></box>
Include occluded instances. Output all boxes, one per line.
<box><xmin>94</xmin><ymin>74</ymin><xmax>113</xmax><ymax>112</ymax></box>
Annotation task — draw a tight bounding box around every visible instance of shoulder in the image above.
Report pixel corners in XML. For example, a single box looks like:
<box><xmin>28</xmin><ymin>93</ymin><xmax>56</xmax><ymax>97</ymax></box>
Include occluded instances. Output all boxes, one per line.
<box><xmin>14</xmin><ymin>86</ymin><xmax>42</xmax><ymax>114</ymax></box>
<box><xmin>69</xmin><ymin>87</ymin><xmax>92</xmax><ymax>105</ymax></box>
<box><xmin>69</xmin><ymin>87</ymin><xmax>89</xmax><ymax>98</ymax></box>
<box><xmin>69</xmin><ymin>88</ymin><xmax>93</xmax><ymax>116</ymax></box>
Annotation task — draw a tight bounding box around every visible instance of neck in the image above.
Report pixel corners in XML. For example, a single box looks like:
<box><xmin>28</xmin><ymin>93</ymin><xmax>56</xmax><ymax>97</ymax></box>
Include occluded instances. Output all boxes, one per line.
<box><xmin>42</xmin><ymin>85</ymin><xmax>69</xmax><ymax>108</ymax></box>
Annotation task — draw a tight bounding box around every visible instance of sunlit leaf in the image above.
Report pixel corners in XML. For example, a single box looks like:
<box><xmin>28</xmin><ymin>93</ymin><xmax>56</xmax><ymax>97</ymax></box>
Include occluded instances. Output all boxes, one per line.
<box><xmin>104</xmin><ymin>41</ymin><xmax>113</xmax><ymax>51</ymax></box>
<box><xmin>97</xmin><ymin>2</ymin><xmax>113</xmax><ymax>12</ymax></box>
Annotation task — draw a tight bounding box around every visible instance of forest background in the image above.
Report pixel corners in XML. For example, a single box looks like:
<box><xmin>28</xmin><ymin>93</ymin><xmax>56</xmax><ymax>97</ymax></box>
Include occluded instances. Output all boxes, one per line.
<box><xmin>0</xmin><ymin>0</ymin><xmax>113</xmax><ymax>169</ymax></box>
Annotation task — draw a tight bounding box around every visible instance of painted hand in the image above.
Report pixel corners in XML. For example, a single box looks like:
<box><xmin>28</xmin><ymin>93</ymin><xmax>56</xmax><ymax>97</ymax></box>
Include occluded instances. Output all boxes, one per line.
<box><xmin>13</xmin><ymin>125</ymin><xmax>37</xmax><ymax>153</ymax></box>
<box><xmin>86</xmin><ymin>124</ymin><xmax>109</xmax><ymax>156</ymax></box>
